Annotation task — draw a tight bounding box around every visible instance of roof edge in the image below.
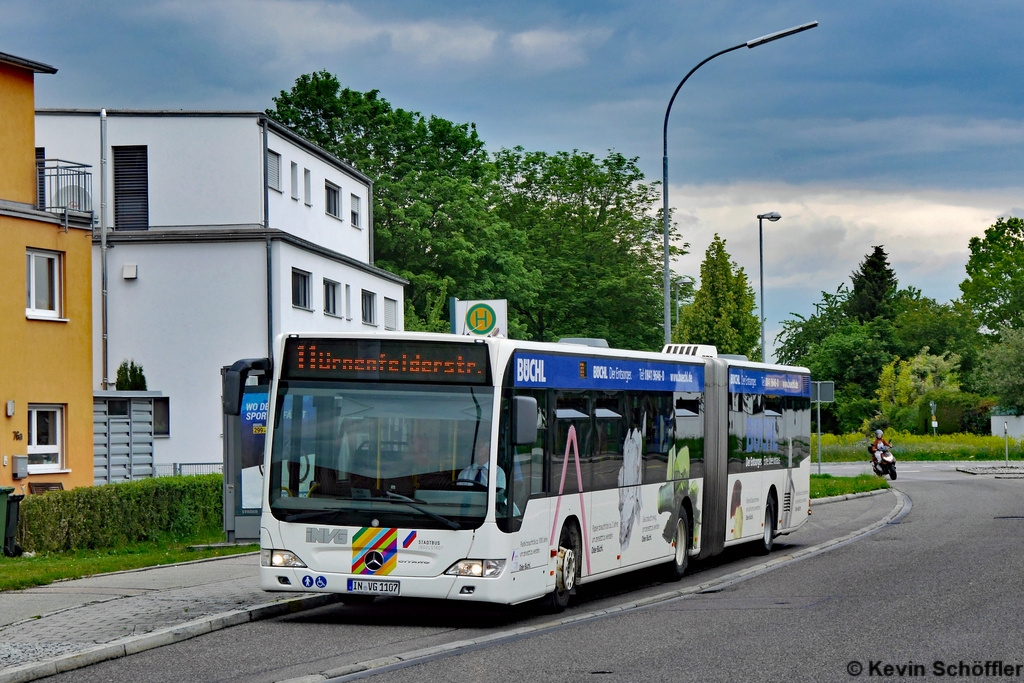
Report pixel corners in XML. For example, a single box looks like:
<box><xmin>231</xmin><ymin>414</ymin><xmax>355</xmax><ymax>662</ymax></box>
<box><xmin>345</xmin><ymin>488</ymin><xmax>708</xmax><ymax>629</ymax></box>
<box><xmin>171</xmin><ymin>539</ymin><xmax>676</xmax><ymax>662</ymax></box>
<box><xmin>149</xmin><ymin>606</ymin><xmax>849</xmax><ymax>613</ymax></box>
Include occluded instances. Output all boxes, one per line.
<box><xmin>0</xmin><ymin>51</ymin><xmax>57</xmax><ymax>74</ymax></box>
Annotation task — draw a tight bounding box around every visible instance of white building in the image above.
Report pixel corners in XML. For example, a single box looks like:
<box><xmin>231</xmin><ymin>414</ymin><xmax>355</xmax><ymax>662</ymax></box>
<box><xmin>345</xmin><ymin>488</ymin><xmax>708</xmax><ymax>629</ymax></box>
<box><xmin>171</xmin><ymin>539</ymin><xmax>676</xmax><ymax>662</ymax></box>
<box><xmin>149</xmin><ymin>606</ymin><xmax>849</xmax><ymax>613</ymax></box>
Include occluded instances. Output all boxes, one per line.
<box><xmin>36</xmin><ymin>110</ymin><xmax>406</xmax><ymax>466</ymax></box>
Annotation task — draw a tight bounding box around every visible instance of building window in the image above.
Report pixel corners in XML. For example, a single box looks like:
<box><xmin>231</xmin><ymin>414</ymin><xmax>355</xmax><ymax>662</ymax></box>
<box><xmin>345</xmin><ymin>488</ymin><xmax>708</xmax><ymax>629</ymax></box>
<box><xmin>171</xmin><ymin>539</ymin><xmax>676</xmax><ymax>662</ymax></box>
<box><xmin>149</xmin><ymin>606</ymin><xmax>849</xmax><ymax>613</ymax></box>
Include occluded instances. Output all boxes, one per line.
<box><xmin>325</xmin><ymin>182</ymin><xmax>340</xmax><ymax>218</ymax></box>
<box><xmin>345</xmin><ymin>284</ymin><xmax>352</xmax><ymax>320</ymax></box>
<box><xmin>384</xmin><ymin>297</ymin><xmax>398</xmax><ymax>330</ymax></box>
<box><xmin>292</xmin><ymin>268</ymin><xmax>311</xmax><ymax>310</ymax></box>
<box><xmin>113</xmin><ymin>145</ymin><xmax>149</xmax><ymax>230</ymax></box>
<box><xmin>27</xmin><ymin>405</ymin><xmax>63</xmax><ymax>472</ymax></box>
<box><xmin>267</xmin><ymin>150</ymin><xmax>282</xmax><ymax>192</ymax></box>
<box><xmin>324</xmin><ymin>279</ymin><xmax>339</xmax><ymax>316</ymax></box>
<box><xmin>303</xmin><ymin>169</ymin><xmax>312</xmax><ymax>206</ymax></box>
<box><xmin>350</xmin><ymin>194</ymin><xmax>361</xmax><ymax>228</ymax></box>
<box><xmin>290</xmin><ymin>162</ymin><xmax>299</xmax><ymax>200</ymax></box>
<box><xmin>361</xmin><ymin>290</ymin><xmax>376</xmax><ymax>325</ymax></box>
<box><xmin>26</xmin><ymin>249</ymin><xmax>61</xmax><ymax>318</ymax></box>
<box><xmin>154</xmin><ymin>397</ymin><xmax>170</xmax><ymax>437</ymax></box>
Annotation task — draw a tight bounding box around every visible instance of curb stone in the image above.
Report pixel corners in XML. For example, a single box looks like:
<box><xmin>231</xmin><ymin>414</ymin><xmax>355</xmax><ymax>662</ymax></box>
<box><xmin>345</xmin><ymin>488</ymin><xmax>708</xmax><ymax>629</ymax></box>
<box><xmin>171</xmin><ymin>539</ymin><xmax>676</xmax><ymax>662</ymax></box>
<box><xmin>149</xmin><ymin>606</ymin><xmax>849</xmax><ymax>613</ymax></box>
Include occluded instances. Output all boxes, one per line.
<box><xmin>811</xmin><ymin>487</ymin><xmax>890</xmax><ymax>506</ymax></box>
<box><xmin>0</xmin><ymin>593</ymin><xmax>341</xmax><ymax>683</ymax></box>
<box><xmin>275</xmin><ymin>490</ymin><xmax>907</xmax><ymax>683</ymax></box>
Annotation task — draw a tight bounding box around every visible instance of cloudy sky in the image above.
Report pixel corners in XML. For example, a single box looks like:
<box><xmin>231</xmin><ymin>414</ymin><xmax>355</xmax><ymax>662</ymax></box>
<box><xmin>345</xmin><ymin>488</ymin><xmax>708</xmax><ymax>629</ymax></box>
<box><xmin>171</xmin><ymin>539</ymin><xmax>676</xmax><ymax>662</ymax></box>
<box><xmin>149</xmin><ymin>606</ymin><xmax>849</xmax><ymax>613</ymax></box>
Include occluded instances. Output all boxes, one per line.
<box><xmin>6</xmin><ymin>0</ymin><xmax>1022</xmax><ymax>355</ymax></box>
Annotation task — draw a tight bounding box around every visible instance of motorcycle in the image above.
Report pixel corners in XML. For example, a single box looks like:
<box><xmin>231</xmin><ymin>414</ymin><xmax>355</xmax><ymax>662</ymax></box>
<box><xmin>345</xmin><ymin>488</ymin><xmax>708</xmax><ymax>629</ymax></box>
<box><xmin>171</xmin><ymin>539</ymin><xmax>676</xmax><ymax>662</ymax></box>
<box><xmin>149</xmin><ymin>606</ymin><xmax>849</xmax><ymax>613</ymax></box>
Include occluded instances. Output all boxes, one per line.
<box><xmin>870</xmin><ymin>441</ymin><xmax>897</xmax><ymax>480</ymax></box>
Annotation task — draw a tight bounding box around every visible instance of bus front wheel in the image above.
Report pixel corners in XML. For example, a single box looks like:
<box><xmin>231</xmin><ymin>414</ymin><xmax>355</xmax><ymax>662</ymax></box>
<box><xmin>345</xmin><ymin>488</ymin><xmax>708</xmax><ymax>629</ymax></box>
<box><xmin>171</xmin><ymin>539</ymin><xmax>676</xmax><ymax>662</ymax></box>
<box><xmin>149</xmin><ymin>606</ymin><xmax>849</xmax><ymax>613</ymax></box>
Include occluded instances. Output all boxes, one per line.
<box><xmin>546</xmin><ymin>522</ymin><xmax>580</xmax><ymax>613</ymax></box>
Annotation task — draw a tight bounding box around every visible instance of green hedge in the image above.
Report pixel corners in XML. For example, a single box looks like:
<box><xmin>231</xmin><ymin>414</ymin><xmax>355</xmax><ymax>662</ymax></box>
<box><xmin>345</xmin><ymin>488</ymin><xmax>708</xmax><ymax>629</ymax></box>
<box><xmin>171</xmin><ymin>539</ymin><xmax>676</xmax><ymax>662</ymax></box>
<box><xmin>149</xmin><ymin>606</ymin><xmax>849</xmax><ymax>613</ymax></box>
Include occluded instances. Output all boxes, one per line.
<box><xmin>17</xmin><ymin>474</ymin><xmax>223</xmax><ymax>554</ymax></box>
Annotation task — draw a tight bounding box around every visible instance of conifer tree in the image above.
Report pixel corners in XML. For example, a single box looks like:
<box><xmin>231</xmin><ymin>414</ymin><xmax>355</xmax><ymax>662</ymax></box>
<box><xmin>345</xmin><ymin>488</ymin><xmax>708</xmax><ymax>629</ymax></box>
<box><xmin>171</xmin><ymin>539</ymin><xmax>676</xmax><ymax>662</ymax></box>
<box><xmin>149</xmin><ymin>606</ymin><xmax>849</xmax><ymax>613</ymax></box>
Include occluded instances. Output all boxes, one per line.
<box><xmin>673</xmin><ymin>235</ymin><xmax>759</xmax><ymax>358</ymax></box>
<box><xmin>845</xmin><ymin>245</ymin><xmax>898</xmax><ymax>322</ymax></box>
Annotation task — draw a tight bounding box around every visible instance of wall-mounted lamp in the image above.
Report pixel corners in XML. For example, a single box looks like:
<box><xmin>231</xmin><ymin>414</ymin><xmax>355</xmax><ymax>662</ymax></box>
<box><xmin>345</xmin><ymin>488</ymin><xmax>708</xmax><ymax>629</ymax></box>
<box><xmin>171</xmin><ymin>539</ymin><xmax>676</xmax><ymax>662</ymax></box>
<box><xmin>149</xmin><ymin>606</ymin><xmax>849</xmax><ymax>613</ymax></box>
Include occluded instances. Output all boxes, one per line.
<box><xmin>5</xmin><ymin>400</ymin><xmax>13</xmax><ymax>417</ymax></box>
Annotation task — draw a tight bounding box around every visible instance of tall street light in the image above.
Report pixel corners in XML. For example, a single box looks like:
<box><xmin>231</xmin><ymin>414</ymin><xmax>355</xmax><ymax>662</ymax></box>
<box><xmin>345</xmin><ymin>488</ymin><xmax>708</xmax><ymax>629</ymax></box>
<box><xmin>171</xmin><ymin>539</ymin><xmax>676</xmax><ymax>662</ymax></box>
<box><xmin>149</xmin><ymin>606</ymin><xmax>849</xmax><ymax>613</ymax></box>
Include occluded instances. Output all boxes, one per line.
<box><xmin>757</xmin><ymin>211</ymin><xmax>781</xmax><ymax>361</ymax></box>
<box><xmin>662</xmin><ymin>21</ymin><xmax>818</xmax><ymax>347</ymax></box>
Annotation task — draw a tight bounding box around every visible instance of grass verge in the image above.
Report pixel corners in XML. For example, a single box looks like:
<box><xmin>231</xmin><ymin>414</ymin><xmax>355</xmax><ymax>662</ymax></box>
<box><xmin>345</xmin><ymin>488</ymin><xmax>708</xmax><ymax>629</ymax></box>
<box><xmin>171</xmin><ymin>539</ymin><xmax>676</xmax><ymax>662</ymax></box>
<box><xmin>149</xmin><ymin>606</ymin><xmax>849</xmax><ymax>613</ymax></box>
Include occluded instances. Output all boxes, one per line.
<box><xmin>811</xmin><ymin>431</ymin><xmax>1023</xmax><ymax>462</ymax></box>
<box><xmin>810</xmin><ymin>473</ymin><xmax>890</xmax><ymax>499</ymax></box>
<box><xmin>0</xmin><ymin>532</ymin><xmax>257</xmax><ymax>592</ymax></box>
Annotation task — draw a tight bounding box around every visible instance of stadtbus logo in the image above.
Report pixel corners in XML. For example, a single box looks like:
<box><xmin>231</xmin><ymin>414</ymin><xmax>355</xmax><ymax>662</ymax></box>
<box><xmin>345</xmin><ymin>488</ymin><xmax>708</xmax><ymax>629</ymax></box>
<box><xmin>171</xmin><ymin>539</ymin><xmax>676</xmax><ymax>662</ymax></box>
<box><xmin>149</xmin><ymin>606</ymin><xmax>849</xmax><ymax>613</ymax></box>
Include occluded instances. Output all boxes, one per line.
<box><xmin>465</xmin><ymin>303</ymin><xmax>496</xmax><ymax>334</ymax></box>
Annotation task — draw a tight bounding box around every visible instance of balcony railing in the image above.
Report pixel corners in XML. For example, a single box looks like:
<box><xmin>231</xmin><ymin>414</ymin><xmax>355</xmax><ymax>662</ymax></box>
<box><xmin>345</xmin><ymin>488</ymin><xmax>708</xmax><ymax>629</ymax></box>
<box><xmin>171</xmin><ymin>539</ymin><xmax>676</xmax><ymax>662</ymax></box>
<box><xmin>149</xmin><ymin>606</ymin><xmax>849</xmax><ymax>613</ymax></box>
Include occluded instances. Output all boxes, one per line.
<box><xmin>36</xmin><ymin>159</ymin><xmax>93</xmax><ymax>215</ymax></box>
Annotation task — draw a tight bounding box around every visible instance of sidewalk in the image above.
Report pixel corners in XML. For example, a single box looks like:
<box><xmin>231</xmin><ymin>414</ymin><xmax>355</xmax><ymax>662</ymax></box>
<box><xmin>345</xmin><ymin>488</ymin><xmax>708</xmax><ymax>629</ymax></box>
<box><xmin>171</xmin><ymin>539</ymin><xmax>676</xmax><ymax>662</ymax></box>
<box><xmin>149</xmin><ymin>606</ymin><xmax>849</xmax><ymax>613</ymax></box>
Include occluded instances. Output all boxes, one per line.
<box><xmin>0</xmin><ymin>553</ymin><xmax>338</xmax><ymax>680</ymax></box>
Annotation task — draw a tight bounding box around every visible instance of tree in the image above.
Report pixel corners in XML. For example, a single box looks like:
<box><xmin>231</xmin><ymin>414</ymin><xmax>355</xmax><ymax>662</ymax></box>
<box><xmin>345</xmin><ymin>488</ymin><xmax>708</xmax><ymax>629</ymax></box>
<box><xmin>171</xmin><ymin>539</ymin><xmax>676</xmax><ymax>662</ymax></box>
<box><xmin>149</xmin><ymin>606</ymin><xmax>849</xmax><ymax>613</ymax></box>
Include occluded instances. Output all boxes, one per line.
<box><xmin>802</xmin><ymin>321</ymin><xmax>896</xmax><ymax>432</ymax></box>
<box><xmin>976</xmin><ymin>327</ymin><xmax>1024</xmax><ymax>413</ymax></box>
<box><xmin>960</xmin><ymin>217</ymin><xmax>1024</xmax><ymax>331</ymax></box>
<box><xmin>116</xmin><ymin>360</ymin><xmax>147</xmax><ymax>391</ymax></box>
<box><xmin>493</xmin><ymin>147</ymin><xmax>676</xmax><ymax>350</ymax></box>
<box><xmin>774</xmin><ymin>284</ymin><xmax>850</xmax><ymax>366</ymax></box>
<box><xmin>268</xmin><ymin>72</ymin><xmax>530</xmax><ymax>331</ymax></box>
<box><xmin>892</xmin><ymin>293</ymin><xmax>984</xmax><ymax>388</ymax></box>
<box><xmin>672</xmin><ymin>235</ymin><xmax>759</xmax><ymax>358</ymax></box>
<box><xmin>845</xmin><ymin>245</ymin><xmax>898</xmax><ymax>322</ymax></box>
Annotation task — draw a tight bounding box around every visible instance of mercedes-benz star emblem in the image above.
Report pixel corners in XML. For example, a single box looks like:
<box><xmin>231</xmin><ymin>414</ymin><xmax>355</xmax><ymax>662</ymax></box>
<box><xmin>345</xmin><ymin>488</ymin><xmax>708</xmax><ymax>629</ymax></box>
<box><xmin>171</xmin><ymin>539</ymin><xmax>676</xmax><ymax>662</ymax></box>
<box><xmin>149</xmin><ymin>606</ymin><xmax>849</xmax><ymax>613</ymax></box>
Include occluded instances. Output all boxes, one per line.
<box><xmin>364</xmin><ymin>551</ymin><xmax>385</xmax><ymax>572</ymax></box>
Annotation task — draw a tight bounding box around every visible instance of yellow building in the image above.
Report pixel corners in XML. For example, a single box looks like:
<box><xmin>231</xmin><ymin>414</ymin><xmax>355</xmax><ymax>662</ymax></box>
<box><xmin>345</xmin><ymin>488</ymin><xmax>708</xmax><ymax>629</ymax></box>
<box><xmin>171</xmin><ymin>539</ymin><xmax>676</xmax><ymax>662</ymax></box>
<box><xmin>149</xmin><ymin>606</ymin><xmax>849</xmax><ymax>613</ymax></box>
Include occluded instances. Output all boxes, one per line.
<box><xmin>0</xmin><ymin>51</ymin><xmax>93</xmax><ymax>491</ymax></box>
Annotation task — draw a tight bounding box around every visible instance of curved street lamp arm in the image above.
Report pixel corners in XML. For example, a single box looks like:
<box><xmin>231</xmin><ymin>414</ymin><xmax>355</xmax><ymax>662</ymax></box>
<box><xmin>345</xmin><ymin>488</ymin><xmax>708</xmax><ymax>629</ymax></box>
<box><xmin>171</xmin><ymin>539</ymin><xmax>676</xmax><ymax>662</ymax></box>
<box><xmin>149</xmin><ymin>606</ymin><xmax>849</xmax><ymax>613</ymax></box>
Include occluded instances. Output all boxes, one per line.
<box><xmin>661</xmin><ymin>41</ymin><xmax>745</xmax><ymax>346</ymax></box>
<box><xmin>662</xmin><ymin>42</ymin><xmax>746</xmax><ymax>156</ymax></box>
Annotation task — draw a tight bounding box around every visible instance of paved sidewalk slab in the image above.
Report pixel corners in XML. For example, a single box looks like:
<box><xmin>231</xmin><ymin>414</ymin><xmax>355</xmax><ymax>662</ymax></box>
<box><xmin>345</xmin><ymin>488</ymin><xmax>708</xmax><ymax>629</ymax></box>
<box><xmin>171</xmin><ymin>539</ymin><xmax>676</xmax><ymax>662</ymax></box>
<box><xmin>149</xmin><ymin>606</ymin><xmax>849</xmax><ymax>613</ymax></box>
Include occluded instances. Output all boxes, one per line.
<box><xmin>0</xmin><ymin>553</ymin><xmax>333</xmax><ymax>675</ymax></box>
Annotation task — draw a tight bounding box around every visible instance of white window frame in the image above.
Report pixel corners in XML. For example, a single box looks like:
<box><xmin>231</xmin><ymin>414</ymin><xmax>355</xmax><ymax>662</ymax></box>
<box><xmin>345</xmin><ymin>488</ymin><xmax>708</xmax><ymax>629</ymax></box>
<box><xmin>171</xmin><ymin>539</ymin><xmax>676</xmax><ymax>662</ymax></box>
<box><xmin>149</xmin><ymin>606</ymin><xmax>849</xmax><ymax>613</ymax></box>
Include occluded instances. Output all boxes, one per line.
<box><xmin>303</xmin><ymin>169</ymin><xmax>312</xmax><ymax>206</ymax></box>
<box><xmin>345</xmin><ymin>284</ymin><xmax>352</xmax><ymax>321</ymax></box>
<box><xmin>290</xmin><ymin>162</ymin><xmax>299</xmax><ymax>200</ymax></box>
<box><xmin>26</xmin><ymin>249</ymin><xmax>62</xmax><ymax>319</ymax></box>
<box><xmin>384</xmin><ymin>297</ymin><xmax>398</xmax><ymax>330</ymax></box>
<box><xmin>350</xmin><ymin>193</ymin><xmax>361</xmax><ymax>228</ymax></box>
<box><xmin>324</xmin><ymin>279</ymin><xmax>340</xmax><ymax>317</ymax></box>
<box><xmin>27</xmin><ymin>404</ymin><xmax>64</xmax><ymax>473</ymax></box>
<box><xmin>291</xmin><ymin>268</ymin><xmax>312</xmax><ymax>311</ymax></box>
<box><xmin>361</xmin><ymin>289</ymin><xmax>377</xmax><ymax>326</ymax></box>
<box><xmin>267</xmin><ymin>150</ymin><xmax>282</xmax><ymax>192</ymax></box>
<box><xmin>325</xmin><ymin>181</ymin><xmax>341</xmax><ymax>219</ymax></box>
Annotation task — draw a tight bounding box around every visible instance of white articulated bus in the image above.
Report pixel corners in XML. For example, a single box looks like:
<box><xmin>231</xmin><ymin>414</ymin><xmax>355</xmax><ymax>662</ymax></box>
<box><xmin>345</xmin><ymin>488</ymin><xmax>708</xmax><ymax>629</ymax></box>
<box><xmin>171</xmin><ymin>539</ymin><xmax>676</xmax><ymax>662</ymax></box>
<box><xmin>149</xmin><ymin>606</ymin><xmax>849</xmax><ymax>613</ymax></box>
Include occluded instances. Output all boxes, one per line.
<box><xmin>228</xmin><ymin>332</ymin><xmax>811</xmax><ymax>610</ymax></box>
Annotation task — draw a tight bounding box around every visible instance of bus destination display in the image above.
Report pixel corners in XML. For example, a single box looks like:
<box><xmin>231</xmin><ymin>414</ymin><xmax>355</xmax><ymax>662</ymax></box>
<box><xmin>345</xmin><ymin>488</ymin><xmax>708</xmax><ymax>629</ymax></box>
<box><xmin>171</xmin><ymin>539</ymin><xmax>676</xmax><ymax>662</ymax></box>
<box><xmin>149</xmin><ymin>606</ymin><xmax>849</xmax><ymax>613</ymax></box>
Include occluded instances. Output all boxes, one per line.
<box><xmin>283</xmin><ymin>338</ymin><xmax>490</xmax><ymax>384</ymax></box>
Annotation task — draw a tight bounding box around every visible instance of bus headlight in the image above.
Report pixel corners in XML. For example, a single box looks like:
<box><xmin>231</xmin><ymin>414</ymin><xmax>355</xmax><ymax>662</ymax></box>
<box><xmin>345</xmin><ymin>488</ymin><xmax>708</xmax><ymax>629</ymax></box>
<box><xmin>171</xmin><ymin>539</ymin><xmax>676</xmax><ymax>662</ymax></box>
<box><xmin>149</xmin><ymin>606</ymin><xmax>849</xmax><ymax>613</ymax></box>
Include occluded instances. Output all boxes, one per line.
<box><xmin>261</xmin><ymin>549</ymin><xmax>307</xmax><ymax>568</ymax></box>
<box><xmin>444</xmin><ymin>559</ymin><xmax>506</xmax><ymax>578</ymax></box>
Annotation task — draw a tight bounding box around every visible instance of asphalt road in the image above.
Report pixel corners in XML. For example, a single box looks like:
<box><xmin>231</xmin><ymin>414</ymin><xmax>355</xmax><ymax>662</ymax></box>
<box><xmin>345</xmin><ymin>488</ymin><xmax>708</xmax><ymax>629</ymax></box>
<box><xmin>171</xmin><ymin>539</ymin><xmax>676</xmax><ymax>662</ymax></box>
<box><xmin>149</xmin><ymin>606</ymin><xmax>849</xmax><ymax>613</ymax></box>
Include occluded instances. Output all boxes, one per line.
<box><xmin>54</xmin><ymin>468</ymin><xmax>1024</xmax><ymax>683</ymax></box>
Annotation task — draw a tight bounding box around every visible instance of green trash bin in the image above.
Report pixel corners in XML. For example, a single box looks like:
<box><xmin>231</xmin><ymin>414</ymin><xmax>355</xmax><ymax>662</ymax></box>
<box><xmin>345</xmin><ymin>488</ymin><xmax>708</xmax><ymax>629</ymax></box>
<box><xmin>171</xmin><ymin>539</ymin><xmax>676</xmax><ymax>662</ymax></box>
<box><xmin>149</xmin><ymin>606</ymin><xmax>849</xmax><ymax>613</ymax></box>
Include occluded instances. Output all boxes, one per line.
<box><xmin>0</xmin><ymin>487</ymin><xmax>11</xmax><ymax>557</ymax></box>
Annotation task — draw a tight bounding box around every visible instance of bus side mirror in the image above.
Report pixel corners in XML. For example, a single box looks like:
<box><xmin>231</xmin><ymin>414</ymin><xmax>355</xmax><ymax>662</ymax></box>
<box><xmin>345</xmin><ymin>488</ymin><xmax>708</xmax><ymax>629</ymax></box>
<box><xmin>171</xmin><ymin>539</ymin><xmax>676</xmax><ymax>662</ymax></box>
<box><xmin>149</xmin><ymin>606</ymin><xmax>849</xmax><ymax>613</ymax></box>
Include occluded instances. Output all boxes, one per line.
<box><xmin>222</xmin><ymin>358</ymin><xmax>272</xmax><ymax>416</ymax></box>
<box><xmin>513</xmin><ymin>396</ymin><xmax>538</xmax><ymax>445</ymax></box>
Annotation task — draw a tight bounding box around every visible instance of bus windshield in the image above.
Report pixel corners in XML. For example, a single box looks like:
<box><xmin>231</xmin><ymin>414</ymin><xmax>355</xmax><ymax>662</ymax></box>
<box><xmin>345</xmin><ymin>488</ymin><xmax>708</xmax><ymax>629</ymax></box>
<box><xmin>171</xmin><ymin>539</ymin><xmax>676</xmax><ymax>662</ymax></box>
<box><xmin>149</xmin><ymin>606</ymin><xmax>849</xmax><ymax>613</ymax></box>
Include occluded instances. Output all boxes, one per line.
<box><xmin>268</xmin><ymin>382</ymin><xmax>494</xmax><ymax>530</ymax></box>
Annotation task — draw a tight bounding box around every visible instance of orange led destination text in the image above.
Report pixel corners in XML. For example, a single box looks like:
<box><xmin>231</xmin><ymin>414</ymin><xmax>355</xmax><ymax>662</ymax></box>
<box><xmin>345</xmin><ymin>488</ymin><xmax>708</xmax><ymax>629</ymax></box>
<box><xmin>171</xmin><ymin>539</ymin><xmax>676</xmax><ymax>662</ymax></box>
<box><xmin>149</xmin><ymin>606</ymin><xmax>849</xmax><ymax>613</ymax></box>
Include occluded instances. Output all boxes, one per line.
<box><xmin>296</xmin><ymin>344</ymin><xmax>482</xmax><ymax>375</ymax></box>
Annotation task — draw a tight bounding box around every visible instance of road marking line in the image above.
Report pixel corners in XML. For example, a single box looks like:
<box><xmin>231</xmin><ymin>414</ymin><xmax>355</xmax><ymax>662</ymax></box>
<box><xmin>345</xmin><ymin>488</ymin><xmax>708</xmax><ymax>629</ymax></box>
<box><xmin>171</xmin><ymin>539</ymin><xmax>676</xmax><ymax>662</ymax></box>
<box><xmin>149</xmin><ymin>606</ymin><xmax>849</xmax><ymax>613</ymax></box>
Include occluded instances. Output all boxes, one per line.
<box><xmin>278</xmin><ymin>490</ymin><xmax>909</xmax><ymax>683</ymax></box>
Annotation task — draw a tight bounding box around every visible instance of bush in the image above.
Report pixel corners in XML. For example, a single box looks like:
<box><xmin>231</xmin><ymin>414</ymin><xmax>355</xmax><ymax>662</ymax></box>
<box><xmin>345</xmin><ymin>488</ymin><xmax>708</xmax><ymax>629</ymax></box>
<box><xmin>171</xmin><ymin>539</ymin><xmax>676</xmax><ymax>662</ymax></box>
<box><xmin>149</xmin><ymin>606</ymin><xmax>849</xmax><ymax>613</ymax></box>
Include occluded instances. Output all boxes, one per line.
<box><xmin>18</xmin><ymin>475</ymin><xmax>222</xmax><ymax>554</ymax></box>
<box><xmin>915</xmin><ymin>390</ymin><xmax>994</xmax><ymax>435</ymax></box>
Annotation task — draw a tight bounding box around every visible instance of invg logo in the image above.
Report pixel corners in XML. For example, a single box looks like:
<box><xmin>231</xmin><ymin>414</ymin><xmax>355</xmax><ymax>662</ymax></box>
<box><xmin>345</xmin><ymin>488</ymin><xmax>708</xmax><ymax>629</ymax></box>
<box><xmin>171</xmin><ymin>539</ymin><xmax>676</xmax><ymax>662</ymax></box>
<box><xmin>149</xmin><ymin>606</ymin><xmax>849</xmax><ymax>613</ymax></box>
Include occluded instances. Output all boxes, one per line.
<box><xmin>306</xmin><ymin>527</ymin><xmax>348</xmax><ymax>544</ymax></box>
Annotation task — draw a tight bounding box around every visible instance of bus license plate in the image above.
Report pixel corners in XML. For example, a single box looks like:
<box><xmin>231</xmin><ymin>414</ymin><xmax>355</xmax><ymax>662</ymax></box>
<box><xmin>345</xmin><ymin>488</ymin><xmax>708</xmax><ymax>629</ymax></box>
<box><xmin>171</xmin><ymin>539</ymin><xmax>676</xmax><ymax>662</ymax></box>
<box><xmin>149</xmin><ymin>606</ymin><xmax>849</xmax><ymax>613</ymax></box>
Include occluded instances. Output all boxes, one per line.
<box><xmin>347</xmin><ymin>579</ymin><xmax>400</xmax><ymax>596</ymax></box>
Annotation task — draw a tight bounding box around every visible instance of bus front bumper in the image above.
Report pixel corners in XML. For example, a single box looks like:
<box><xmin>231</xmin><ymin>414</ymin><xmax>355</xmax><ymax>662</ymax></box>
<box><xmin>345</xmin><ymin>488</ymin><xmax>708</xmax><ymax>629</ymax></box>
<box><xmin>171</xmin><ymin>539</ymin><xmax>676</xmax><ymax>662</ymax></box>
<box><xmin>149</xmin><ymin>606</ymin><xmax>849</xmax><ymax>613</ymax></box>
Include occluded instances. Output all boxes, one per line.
<box><xmin>259</xmin><ymin>566</ymin><xmax>520</xmax><ymax>603</ymax></box>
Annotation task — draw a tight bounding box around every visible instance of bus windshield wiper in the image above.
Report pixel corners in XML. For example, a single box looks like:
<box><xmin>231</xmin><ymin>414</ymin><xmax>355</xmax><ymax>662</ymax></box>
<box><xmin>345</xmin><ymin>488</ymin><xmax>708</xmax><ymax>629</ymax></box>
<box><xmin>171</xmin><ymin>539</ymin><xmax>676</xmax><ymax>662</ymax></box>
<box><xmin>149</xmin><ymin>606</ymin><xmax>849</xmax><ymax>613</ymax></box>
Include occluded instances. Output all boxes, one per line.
<box><xmin>281</xmin><ymin>508</ymin><xmax>355</xmax><ymax>523</ymax></box>
<box><xmin>382</xmin><ymin>491</ymin><xmax>461</xmax><ymax>530</ymax></box>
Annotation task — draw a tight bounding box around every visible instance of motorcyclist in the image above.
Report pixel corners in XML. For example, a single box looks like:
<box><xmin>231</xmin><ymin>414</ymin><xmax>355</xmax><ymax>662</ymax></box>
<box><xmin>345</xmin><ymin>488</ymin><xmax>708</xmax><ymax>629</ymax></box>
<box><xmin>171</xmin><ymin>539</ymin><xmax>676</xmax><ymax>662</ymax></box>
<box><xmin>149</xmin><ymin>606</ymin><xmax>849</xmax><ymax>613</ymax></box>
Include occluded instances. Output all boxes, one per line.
<box><xmin>869</xmin><ymin>429</ymin><xmax>891</xmax><ymax>469</ymax></box>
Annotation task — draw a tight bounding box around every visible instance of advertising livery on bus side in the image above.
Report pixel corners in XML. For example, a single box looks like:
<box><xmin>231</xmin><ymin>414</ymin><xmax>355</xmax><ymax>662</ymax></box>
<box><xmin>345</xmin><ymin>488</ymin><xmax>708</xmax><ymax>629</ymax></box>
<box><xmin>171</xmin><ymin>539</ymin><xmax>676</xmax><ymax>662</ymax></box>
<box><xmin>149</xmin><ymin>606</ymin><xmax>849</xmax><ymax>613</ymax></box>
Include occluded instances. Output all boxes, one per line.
<box><xmin>226</xmin><ymin>332</ymin><xmax>811</xmax><ymax>610</ymax></box>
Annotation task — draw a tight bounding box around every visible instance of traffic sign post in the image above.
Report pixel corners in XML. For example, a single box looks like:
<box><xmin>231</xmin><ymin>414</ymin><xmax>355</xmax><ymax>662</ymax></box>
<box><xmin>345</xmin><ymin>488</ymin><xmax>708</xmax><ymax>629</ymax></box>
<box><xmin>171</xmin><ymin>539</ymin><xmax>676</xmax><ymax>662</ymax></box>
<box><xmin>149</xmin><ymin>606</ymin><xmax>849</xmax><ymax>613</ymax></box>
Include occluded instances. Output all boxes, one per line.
<box><xmin>930</xmin><ymin>400</ymin><xmax>938</xmax><ymax>436</ymax></box>
<box><xmin>812</xmin><ymin>381</ymin><xmax>835</xmax><ymax>475</ymax></box>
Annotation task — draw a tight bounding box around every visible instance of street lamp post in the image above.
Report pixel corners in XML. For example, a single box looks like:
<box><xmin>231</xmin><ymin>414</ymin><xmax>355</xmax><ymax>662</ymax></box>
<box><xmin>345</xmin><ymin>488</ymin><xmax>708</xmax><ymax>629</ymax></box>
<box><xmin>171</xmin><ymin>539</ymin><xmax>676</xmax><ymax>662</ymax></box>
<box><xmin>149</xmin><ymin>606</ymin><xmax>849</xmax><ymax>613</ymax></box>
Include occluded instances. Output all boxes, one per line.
<box><xmin>757</xmin><ymin>211</ymin><xmax>781</xmax><ymax>361</ymax></box>
<box><xmin>661</xmin><ymin>21</ymin><xmax>818</xmax><ymax>346</ymax></box>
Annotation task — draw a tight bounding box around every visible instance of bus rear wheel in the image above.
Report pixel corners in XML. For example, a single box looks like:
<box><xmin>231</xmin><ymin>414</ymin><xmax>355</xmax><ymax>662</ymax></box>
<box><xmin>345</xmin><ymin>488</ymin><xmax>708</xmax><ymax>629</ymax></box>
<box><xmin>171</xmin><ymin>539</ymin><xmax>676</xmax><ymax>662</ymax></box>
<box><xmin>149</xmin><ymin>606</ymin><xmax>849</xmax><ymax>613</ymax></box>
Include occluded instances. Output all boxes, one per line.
<box><xmin>665</xmin><ymin>508</ymin><xmax>690</xmax><ymax>581</ymax></box>
<box><xmin>757</xmin><ymin>499</ymin><xmax>776</xmax><ymax>555</ymax></box>
<box><xmin>546</xmin><ymin>522</ymin><xmax>580</xmax><ymax>613</ymax></box>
